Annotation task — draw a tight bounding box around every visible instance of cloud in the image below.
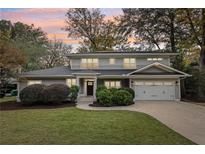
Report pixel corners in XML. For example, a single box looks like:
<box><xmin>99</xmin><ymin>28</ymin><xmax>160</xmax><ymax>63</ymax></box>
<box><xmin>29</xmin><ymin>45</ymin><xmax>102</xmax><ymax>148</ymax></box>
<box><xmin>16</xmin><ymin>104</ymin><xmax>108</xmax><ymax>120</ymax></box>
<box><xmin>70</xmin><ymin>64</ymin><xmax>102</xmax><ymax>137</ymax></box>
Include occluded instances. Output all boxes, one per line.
<box><xmin>0</xmin><ymin>8</ymin><xmax>122</xmax><ymax>45</ymax></box>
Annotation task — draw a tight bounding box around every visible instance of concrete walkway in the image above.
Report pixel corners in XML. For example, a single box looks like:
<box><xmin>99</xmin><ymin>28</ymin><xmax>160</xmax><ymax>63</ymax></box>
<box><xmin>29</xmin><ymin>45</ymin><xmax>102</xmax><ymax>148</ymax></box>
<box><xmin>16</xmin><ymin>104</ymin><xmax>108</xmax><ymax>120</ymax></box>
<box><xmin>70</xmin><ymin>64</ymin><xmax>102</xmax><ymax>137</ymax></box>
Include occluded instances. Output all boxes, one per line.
<box><xmin>77</xmin><ymin>100</ymin><xmax>205</xmax><ymax>144</ymax></box>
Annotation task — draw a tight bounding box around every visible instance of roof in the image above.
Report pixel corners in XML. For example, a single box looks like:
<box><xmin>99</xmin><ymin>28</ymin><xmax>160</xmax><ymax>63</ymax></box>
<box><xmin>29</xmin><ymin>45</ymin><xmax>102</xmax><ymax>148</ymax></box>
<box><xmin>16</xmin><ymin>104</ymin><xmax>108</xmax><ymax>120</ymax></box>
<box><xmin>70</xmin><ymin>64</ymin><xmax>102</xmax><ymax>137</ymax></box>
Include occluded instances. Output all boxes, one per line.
<box><xmin>20</xmin><ymin>66</ymin><xmax>135</xmax><ymax>77</ymax></box>
<box><xmin>67</xmin><ymin>50</ymin><xmax>178</xmax><ymax>57</ymax></box>
<box><xmin>20</xmin><ymin>66</ymin><xmax>75</xmax><ymax>77</ymax></box>
<box><xmin>20</xmin><ymin>63</ymin><xmax>190</xmax><ymax>78</ymax></box>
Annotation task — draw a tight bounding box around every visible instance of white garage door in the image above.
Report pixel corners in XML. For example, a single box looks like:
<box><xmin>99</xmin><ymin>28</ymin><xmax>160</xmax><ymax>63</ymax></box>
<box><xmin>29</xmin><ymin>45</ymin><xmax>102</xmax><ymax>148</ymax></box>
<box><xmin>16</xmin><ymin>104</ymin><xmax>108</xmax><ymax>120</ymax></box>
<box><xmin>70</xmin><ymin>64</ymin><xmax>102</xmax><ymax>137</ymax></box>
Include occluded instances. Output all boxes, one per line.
<box><xmin>133</xmin><ymin>81</ymin><xmax>176</xmax><ymax>100</ymax></box>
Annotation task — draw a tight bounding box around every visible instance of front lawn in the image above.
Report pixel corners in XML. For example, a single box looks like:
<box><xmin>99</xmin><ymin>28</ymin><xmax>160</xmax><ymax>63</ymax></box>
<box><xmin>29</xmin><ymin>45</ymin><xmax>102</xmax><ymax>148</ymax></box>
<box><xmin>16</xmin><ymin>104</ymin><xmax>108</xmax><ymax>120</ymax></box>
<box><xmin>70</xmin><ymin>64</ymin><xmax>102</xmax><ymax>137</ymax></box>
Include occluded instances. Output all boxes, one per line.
<box><xmin>0</xmin><ymin>96</ymin><xmax>16</xmax><ymax>103</ymax></box>
<box><xmin>0</xmin><ymin>107</ymin><xmax>194</xmax><ymax>144</ymax></box>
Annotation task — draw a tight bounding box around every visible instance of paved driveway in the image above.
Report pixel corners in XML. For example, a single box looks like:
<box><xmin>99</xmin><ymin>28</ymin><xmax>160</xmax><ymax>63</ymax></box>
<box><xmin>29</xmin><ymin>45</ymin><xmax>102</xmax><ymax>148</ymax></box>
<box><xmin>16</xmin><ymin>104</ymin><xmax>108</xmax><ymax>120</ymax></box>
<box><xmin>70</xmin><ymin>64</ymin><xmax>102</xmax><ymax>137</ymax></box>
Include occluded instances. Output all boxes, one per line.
<box><xmin>77</xmin><ymin>100</ymin><xmax>205</xmax><ymax>144</ymax></box>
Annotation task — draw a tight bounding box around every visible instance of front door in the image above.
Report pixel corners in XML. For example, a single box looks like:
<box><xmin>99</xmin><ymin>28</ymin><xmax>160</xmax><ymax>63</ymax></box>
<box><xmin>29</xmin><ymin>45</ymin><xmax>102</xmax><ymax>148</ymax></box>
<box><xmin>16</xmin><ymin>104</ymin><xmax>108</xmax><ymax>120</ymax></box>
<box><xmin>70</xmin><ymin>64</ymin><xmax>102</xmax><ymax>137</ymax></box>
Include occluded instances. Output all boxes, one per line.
<box><xmin>87</xmin><ymin>81</ymin><xmax>94</xmax><ymax>96</ymax></box>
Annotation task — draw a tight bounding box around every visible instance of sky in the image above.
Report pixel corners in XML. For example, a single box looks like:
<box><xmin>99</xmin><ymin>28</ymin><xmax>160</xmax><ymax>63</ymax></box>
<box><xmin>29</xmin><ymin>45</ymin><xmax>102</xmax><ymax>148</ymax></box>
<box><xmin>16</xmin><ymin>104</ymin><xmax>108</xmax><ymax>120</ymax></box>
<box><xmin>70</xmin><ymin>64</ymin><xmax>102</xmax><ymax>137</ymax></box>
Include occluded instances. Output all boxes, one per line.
<box><xmin>0</xmin><ymin>8</ymin><xmax>123</xmax><ymax>48</ymax></box>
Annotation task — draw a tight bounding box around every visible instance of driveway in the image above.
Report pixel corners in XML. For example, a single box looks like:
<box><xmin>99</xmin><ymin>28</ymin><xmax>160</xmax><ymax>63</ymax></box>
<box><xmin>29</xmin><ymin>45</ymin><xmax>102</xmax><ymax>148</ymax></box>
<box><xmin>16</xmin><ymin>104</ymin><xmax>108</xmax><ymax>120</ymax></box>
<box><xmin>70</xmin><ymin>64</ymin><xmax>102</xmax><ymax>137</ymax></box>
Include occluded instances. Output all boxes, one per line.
<box><xmin>77</xmin><ymin>100</ymin><xmax>205</xmax><ymax>144</ymax></box>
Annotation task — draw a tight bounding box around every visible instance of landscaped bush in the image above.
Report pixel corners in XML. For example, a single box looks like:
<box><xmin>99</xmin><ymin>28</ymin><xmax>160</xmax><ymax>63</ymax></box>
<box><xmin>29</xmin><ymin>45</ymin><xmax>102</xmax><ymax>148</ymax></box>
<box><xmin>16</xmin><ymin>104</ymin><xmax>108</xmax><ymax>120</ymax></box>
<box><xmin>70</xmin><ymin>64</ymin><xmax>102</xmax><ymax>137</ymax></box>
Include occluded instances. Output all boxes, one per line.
<box><xmin>112</xmin><ymin>90</ymin><xmax>133</xmax><ymax>106</ymax></box>
<box><xmin>19</xmin><ymin>84</ymin><xmax>46</xmax><ymax>105</ymax></box>
<box><xmin>119</xmin><ymin>87</ymin><xmax>135</xmax><ymax>99</ymax></box>
<box><xmin>97</xmin><ymin>89</ymin><xmax>112</xmax><ymax>106</ymax></box>
<box><xmin>69</xmin><ymin>85</ymin><xmax>79</xmax><ymax>103</ymax></box>
<box><xmin>96</xmin><ymin>85</ymin><xmax>107</xmax><ymax>97</ymax></box>
<box><xmin>95</xmin><ymin>86</ymin><xmax>134</xmax><ymax>107</ymax></box>
<box><xmin>109</xmin><ymin>87</ymin><xmax>118</xmax><ymax>94</ymax></box>
<box><xmin>40</xmin><ymin>84</ymin><xmax>70</xmax><ymax>104</ymax></box>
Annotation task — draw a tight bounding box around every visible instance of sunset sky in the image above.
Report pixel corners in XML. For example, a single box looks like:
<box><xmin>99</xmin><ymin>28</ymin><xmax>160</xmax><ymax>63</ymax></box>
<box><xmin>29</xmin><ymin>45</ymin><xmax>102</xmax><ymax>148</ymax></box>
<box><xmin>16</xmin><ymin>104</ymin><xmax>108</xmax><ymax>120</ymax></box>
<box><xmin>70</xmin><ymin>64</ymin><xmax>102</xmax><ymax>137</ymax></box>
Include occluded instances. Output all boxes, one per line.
<box><xmin>0</xmin><ymin>8</ymin><xmax>123</xmax><ymax>48</ymax></box>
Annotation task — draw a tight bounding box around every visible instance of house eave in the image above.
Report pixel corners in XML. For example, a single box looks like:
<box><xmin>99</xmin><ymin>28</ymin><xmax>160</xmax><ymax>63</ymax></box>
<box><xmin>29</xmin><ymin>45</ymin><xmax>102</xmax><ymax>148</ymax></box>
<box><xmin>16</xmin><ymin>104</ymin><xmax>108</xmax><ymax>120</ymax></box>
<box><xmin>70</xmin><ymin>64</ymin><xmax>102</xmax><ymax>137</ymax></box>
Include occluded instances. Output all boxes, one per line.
<box><xmin>67</xmin><ymin>52</ymin><xmax>178</xmax><ymax>58</ymax></box>
<box><xmin>128</xmin><ymin>75</ymin><xmax>186</xmax><ymax>79</ymax></box>
<box><xmin>19</xmin><ymin>75</ymin><xmax>74</xmax><ymax>78</ymax></box>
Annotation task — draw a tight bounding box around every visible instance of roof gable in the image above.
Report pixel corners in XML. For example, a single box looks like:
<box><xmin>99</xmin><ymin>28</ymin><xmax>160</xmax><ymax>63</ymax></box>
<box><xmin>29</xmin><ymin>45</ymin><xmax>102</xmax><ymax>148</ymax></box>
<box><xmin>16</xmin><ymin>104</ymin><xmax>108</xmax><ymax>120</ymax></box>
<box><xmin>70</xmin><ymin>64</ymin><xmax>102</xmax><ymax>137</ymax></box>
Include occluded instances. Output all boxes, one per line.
<box><xmin>127</xmin><ymin>62</ymin><xmax>191</xmax><ymax>76</ymax></box>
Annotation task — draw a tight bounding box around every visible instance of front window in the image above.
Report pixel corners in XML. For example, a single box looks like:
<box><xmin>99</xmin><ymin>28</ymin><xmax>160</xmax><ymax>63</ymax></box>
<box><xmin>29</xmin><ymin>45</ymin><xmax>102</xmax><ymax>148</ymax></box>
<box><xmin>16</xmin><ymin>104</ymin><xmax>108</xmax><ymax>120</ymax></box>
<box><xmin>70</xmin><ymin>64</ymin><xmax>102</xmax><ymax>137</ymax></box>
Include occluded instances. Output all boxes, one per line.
<box><xmin>109</xmin><ymin>58</ymin><xmax>115</xmax><ymax>65</ymax></box>
<box><xmin>123</xmin><ymin>58</ymin><xmax>136</xmax><ymax>69</ymax></box>
<box><xmin>104</xmin><ymin>81</ymin><xmax>121</xmax><ymax>88</ymax></box>
<box><xmin>27</xmin><ymin>80</ymin><xmax>42</xmax><ymax>85</ymax></box>
<box><xmin>66</xmin><ymin>79</ymin><xmax>76</xmax><ymax>87</ymax></box>
<box><xmin>147</xmin><ymin>58</ymin><xmax>163</xmax><ymax>61</ymax></box>
<box><xmin>81</xmin><ymin>58</ymin><xmax>99</xmax><ymax>69</ymax></box>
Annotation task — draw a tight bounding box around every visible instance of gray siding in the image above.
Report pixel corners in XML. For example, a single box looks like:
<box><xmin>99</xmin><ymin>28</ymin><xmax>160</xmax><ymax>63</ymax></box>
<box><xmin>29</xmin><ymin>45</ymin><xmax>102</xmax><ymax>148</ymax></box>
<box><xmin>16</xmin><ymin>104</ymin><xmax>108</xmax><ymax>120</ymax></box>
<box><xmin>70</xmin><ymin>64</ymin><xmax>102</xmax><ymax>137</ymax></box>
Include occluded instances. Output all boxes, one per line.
<box><xmin>141</xmin><ymin>67</ymin><xmax>169</xmax><ymax>73</ymax></box>
<box><xmin>42</xmin><ymin>79</ymin><xmax>66</xmax><ymax>85</ymax></box>
<box><xmin>71</xmin><ymin>57</ymin><xmax>170</xmax><ymax>70</ymax></box>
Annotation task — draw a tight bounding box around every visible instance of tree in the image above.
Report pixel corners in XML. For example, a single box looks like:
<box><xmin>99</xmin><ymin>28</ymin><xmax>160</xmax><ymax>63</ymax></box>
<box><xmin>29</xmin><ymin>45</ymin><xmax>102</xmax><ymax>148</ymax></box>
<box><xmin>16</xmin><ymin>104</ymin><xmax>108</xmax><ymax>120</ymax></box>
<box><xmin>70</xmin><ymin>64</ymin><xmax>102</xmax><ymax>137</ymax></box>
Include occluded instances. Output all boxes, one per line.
<box><xmin>180</xmin><ymin>9</ymin><xmax>205</xmax><ymax>71</ymax></box>
<box><xmin>0</xmin><ymin>40</ymin><xmax>26</xmax><ymax>96</ymax></box>
<box><xmin>0</xmin><ymin>20</ymin><xmax>48</xmax><ymax>71</ymax></box>
<box><xmin>178</xmin><ymin>9</ymin><xmax>205</xmax><ymax>98</ymax></box>
<box><xmin>39</xmin><ymin>39</ymin><xmax>72</xmax><ymax>68</ymax></box>
<box><xmin>118</xmin><ymin>9</ymin><xmax>189</xmax><ymax>52</ymax></box>
<box><xmin>64</xmin><ymin>8</ymin><xmax>126</xmax><ymax>52</ymax></box>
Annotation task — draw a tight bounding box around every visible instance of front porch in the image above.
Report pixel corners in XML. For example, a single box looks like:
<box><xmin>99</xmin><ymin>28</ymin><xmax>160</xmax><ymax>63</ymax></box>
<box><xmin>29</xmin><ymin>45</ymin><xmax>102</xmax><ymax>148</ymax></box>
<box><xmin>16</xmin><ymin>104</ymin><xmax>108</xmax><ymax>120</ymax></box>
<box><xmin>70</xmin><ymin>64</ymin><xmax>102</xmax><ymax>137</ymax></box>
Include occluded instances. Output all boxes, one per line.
<box><xmin>75</xmin><ymin>75</ymin><xmax>130</xmax><ymax>99</ymax></box>
<box><xmin>76</xmin><ymin>76</ymin><xmax>97</xmax><ymax>98</ymax></box>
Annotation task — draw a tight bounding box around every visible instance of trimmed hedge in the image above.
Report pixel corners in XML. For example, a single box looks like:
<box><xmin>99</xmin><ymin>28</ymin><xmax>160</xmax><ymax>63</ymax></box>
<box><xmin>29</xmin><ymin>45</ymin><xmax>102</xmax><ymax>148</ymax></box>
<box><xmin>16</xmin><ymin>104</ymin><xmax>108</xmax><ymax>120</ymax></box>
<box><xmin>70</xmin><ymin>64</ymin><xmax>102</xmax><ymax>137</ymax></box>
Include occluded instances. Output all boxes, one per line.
<box><xmin>112</xmin><ymin>90</ymin><xmax>133</xmax><ymax>106</ymax></box>
<box><xmin>96</xmin><ymin>86</ymin><xmax>134</xmax><ymax>106</ymax></box>
<box><xmin>119</xmin><ymin>87</ymin><xmax>135</xmax><ymax>99</ymax></box>
<box><xmin>97</xmin><ymin>89</ymin><xmax>112</xmax><ymax>106</ymax></box>
<box><xmin>96</xmin><ymin>85</ymin><xmax>107</xmax><ymax>98</ymax></box>
<box><xmin>40</xmin><ymin>84</ymin><xmax>70</xmax><ymax>104</ymax></box>
<box><xmin>19</xmin><ymin>84</ymin><xmax>46</xmax><ymax>105</ymax></box>
<box><xmin>69</xmin><ymin>85</ymin><xmax>80</xmax><ymax>102</ymax></box>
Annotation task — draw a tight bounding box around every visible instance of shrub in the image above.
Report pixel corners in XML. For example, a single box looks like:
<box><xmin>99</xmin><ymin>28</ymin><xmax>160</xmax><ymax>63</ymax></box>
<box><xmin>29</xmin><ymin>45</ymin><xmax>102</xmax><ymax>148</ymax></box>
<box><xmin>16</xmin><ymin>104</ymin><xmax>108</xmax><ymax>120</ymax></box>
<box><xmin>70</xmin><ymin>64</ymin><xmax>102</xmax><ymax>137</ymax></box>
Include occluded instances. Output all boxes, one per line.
<box><xmin>40</xmin><ymin>84</ymin><xmax>70</xmax><ymax>104</ymax></box>
<box><xmin>97</xmin><ymin>89</ymin><xmax>112</xmax><ymax>106</ymax></box>
<box><xmin>69</xmin><ymin>85</ymin><xmax>80</xmax><ymax>103</ymax></box>
<box><xmin>109</xmin><ymin>87</ymin><xmax>118</xmax><ymax>94</ymax></box>
<box><xmin>96</xmin><ymin>85</ymin><xmax>107</xmax><ymax>98</ymax></box>
<box><xmin>11</xmin><ymin>90</ymin><xmax>17</xmax><ymax>96</ymax></box>
<box><xmin>112</xmin><ymin>90</ymin><xmax>133</xmax><ymax>106</ymax></box>
<box><xmin>119</xmin><ymin>87</ymin><xmax>135</xmax><ymax>99</ymax></box>
<box><xmin>20</xmin><ymin>84</ymin><xmax>46</xmax><ymax>105</ymax></box>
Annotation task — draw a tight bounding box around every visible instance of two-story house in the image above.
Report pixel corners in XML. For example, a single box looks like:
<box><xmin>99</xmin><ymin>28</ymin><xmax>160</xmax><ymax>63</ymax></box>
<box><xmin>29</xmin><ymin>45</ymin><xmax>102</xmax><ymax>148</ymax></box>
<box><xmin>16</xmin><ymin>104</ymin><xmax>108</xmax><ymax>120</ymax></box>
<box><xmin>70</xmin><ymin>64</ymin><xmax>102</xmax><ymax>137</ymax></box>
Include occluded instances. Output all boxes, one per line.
<box><xmin>18</xmin><ymin>51</ymin><xmax>191</xmax><ymax>101</ymax></box>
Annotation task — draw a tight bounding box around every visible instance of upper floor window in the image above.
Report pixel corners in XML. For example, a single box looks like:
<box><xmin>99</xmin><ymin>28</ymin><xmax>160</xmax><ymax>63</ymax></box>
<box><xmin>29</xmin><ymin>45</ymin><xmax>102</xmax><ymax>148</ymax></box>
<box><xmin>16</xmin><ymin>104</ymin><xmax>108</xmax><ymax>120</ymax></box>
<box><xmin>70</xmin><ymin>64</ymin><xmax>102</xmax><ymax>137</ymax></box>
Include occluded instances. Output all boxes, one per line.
<box><xmin>66</xmin><ymin>79</ymin><xmax>76</xmax><ymax>87</ymax></box>
<box><xmin>81</xmin><ymin>58</ymin><xmax>99</xmax><ymax>69</ymax></box>
<box><xmin>147</xmin><ymin>58</ymin><xmax>163</xmax><ymax>61</ymax></box>
<box><xmin>27</xmin><ymin>80</ymin><xmax>42</xmax><ymax>85</ymax></box>
<box><xmin>123</xmin><ymin>58</ymin><xmax>136</xmax><ymax>69</ymax></box>
<box><xmin>109</xmin><ymin>58</ymin><xmax>115</xmax><ymax>65</ymax></box>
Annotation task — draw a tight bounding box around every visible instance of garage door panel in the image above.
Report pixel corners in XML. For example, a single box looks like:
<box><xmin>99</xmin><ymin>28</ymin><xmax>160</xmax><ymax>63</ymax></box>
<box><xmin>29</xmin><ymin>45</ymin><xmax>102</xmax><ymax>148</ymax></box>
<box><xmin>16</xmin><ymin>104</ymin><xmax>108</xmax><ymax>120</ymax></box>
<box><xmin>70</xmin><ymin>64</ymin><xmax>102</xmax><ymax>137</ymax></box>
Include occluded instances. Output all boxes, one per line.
<box><xmin>133</xmin><ymin>84</ymin><xmax>175</xmax><ymax>101</ymax></box>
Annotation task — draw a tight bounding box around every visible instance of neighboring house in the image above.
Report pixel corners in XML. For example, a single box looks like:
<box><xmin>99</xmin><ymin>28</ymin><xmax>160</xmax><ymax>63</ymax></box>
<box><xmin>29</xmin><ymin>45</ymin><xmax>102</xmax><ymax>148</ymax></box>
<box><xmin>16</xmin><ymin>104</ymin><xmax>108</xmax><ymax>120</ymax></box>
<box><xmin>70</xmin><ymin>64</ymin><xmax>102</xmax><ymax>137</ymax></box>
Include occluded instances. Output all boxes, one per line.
<box><xmin>17</xmin><ymin>51</ymin><xmax>191</xmax><ymax>101</ymax></box>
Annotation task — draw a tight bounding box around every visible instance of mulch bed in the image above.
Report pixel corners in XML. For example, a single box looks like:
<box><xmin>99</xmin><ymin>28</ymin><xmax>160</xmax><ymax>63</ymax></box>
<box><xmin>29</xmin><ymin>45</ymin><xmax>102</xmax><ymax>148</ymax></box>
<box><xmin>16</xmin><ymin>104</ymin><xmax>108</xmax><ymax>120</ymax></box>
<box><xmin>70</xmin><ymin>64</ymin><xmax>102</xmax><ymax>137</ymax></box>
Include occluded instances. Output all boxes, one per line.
<box><xmin>89</xmin><ymin>101</ymin><xmax>134</xmax><ymax>107</ymax></box>
<box><xmin>0</xmin><ymin>101</ymin><xmax>76</xmax><ymax>111</ymax></box>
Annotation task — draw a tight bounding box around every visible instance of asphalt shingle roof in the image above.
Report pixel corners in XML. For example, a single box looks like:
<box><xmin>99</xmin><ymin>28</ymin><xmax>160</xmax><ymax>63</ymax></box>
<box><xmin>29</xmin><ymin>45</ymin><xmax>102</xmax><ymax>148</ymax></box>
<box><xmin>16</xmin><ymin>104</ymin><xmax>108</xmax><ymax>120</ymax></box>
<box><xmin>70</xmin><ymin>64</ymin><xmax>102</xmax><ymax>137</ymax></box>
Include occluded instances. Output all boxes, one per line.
<box><xmin>20</xmin><ymin>66</ymin><xmax>135</xmax><ymax>77</ymax></box>
<box><xmin>21</xmin><ymin>66</ymin><xmax>74</xmax><ymax>76</ymax></box>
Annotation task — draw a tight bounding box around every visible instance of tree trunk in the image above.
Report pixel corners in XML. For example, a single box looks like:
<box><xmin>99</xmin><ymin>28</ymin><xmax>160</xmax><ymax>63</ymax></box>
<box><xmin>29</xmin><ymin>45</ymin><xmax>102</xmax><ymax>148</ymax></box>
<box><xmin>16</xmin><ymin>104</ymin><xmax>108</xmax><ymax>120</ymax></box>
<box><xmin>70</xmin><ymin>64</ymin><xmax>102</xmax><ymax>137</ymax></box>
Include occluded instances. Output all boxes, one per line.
<box><xmin>198</xmin><ymin>9</ymin><xmax>205</xmax><ymax>99</ymax></box>
<box><xmin>199</xmin><ymin>9</ymin><xmax>205</xmax><ymax>72</ymax></box>
<box><xmin>170</xmin><ymin>11</ymin><xmax>177</xmax><ymax>53</ymax></box>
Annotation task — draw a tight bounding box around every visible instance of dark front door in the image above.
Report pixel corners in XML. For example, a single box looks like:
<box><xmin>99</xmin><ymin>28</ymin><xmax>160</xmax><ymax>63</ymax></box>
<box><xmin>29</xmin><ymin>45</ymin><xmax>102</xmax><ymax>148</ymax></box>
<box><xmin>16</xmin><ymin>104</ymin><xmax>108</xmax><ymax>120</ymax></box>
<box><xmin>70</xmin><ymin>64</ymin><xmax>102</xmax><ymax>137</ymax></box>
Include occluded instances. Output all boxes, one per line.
<box><xmin>87</xmin><ymin>81</ymin><xmax>94</xmax><ymax>96</ymax></box>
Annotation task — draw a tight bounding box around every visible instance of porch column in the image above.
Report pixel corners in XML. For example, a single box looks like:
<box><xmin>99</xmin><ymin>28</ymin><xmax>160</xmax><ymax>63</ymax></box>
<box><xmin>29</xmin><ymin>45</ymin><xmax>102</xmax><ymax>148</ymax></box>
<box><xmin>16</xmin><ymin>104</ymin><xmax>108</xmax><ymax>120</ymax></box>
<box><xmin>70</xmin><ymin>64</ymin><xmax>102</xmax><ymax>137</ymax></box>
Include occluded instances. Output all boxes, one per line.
<box><xmin>178</xmin><ymin>78</ymin><xmax>181</xmax><ymax>101</ymax></box>
<box><xmin>17</xmin><ymin>81</ymin><xmax>20</xmax><ymax>102</ymax></box>
<box><xmin>76</xmin><ymin>76</ymin><xmax>80</xmax><ymax>97</ymax></box>
<box><xmin>93</xmin><ymin>77</ymin><xmax>97</xmax><ymax>99</ymax></box>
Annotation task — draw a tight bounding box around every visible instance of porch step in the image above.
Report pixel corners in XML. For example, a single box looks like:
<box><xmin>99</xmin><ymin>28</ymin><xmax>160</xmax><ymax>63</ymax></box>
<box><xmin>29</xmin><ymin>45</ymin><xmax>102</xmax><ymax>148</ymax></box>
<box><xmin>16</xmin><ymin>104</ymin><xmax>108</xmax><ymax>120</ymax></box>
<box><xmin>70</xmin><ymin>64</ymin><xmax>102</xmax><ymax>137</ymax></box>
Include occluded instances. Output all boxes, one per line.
<box><xmin>77</xmin><ymin>96</ymin><xmax>94</xmax><ymax>103</ymax></box>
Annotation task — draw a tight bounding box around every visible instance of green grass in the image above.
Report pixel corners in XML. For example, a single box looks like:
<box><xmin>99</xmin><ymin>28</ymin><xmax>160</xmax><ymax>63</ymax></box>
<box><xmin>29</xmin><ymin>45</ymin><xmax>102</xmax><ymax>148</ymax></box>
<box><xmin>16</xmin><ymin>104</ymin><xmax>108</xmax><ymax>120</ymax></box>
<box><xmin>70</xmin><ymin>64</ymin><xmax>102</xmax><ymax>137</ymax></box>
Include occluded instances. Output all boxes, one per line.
<box><xmin>0</xmin><ymin>107</ymin><xmax>194</xmax><ymax>145</ymax></box>
<box><xmin>0</xmin><ymin>96</ymin><xmax>16</xmax><ymax>103</ymax></box>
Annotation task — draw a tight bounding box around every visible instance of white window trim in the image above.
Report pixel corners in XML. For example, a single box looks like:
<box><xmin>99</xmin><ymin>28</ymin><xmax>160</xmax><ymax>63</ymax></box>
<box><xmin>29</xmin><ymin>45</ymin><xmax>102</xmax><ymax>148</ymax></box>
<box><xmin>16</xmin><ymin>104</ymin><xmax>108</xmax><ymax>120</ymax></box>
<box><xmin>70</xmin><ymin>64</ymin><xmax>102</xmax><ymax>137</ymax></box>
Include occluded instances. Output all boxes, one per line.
<box><xmin>123</xmin><ymin>58</ymin><xmax>136</xmax><ymax>69</ymax></box>
<box><xmin>109</xmin><ymin>58</ymin><xmax>115</xmax><ymax>65</ymax></box>
<box><xmin>81</xmin><ymin>58</ymin><xmax>99</xmax><ymax>69</ymax></box>
<box><xmin>104</xmin><ymin>81</ymin><xmax>121</xmax><ymax>88</ymax></box>
<box><xmin>147</xmin><ymin>58</ymin><xmax>163</xmax><ymax>61</ymax></box>
<box><xmin>66</xmin><ymin>78</ymin><xmax>76</xmax><ymax>87</ymax></box>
